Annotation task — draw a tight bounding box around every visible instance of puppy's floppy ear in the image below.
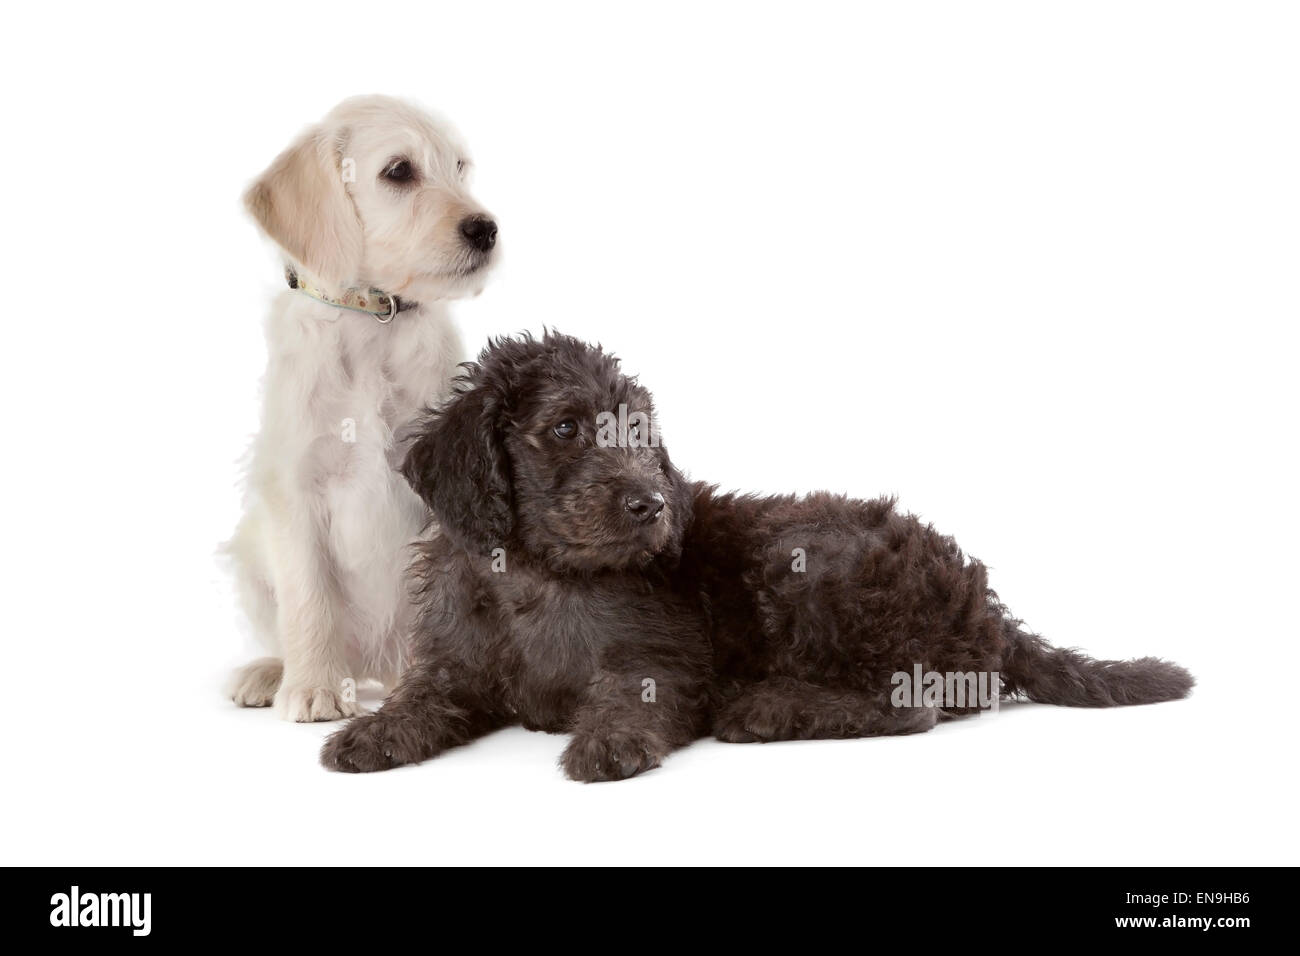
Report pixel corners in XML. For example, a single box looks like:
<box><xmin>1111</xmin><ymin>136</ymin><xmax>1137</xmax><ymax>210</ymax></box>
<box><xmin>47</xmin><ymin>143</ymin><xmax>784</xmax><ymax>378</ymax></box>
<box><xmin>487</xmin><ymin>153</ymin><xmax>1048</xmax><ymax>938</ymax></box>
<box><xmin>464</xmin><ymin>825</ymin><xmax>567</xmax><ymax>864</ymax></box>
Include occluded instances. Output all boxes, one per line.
<box><xmin>658</xmin><ymin>450</ymin><xmax>695</xmax><ymax>564</ymax></box>
<box><xmin>402</xmin><ymin>378</ymin><xmax>513</xmax><ymax>555</ymax></box>
<box><xmin>244</xmin><ymin>124</ymin><xmax>363</xmax><ymax>286</ymax></box>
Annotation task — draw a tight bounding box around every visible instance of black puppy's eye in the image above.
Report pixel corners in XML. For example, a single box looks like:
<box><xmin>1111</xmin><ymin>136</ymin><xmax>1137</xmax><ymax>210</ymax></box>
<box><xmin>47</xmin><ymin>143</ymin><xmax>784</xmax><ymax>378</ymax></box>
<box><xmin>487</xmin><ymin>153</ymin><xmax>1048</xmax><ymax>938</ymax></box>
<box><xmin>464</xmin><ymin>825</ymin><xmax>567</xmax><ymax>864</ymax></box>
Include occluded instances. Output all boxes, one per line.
<box><xmin>382</xmin><ymin>159</ymin><xmax>414</xmax><ymax>183</ymax></box>
<box><xmin>553</xmin><ymin>420</ymin><xmax>577</xmax><ymax>439</ymax></box>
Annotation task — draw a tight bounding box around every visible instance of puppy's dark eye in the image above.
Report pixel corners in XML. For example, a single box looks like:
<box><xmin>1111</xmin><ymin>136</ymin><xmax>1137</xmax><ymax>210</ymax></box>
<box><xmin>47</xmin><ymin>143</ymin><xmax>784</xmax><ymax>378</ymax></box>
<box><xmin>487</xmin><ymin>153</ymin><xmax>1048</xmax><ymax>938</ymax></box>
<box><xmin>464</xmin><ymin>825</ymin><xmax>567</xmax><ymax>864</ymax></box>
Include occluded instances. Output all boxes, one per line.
<box><xmin>553</xmin><ymin>420</ymin><xmax>578</xmax><ymax>439</ymax></box>
<box><xmin>456</xmin><ymin>159</ymin><xmax>466</xmax><ymax>176</ymax></box>
<box><xmin>382</xmin><ymin>159</ymin><xmax>415</xmax><ymax>183</ymax></box>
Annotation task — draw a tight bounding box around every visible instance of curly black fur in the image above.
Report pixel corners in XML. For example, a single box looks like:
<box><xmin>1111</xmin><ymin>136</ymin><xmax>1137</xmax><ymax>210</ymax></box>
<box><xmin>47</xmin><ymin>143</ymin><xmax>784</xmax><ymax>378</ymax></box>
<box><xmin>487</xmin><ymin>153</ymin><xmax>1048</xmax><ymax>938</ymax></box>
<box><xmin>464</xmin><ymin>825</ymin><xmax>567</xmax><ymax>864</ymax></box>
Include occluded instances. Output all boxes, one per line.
<box><xmin>322</xmin><ymin>331</ymin><xmax>1193</xmax><ymax>781</ymax></box>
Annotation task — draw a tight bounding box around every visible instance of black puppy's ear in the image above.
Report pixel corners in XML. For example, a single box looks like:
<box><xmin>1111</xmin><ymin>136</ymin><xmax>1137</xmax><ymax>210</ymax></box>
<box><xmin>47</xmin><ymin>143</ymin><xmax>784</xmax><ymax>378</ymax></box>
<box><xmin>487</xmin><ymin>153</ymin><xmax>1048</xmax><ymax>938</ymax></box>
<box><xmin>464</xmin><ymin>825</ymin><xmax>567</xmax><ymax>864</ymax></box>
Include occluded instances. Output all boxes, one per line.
<box><xmin>658</xmin><ymin>448</ymin><xmax>695</xmax><ymax>565</ymax></box>
<box><xmin>402</xmin><ymin>379</ymin><xmax>512</xmax><ymax>554</ymax></box>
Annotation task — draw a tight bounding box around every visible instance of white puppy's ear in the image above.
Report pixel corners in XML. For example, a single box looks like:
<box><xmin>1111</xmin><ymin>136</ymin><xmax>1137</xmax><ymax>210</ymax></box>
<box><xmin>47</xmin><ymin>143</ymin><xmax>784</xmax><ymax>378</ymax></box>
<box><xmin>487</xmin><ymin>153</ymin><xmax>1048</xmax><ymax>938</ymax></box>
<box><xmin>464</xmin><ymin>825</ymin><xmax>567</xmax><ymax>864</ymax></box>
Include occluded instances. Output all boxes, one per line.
<box><xmin>244</xmin><ymin>125</ymin><xmax>362</xmax><ymax>286</ymax></box>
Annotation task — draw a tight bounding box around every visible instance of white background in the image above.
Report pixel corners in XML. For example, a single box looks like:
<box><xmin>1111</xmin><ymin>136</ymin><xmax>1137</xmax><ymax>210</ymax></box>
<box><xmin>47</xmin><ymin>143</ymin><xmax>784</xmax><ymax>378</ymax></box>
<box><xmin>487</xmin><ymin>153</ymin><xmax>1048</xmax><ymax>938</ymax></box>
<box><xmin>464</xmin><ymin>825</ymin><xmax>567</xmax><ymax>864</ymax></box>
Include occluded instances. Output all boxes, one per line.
<box><xmin>2</xmin><ymin>1</ymin><xmax>1296</xmax><ymax>866</ymax></box>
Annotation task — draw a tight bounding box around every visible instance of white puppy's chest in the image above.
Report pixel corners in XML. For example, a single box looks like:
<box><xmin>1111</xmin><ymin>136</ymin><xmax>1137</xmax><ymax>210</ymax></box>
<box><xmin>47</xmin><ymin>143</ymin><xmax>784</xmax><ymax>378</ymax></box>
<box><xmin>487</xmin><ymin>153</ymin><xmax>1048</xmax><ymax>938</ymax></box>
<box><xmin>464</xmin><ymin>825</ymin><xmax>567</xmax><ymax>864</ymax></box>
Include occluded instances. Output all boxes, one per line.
<box><xmin>318</xmin><ymin>310</ymin><xmax>460</xmax><ymax>556</ymax></box>
<box><xmin>329</xmin><ymin>346</ymin><xmax>432</xmax><ymax>466</ymax></box>
<box><xmin>285</xmin><ymin>301</ymin><xmax>458</xmax><ymax>470</ymax></box>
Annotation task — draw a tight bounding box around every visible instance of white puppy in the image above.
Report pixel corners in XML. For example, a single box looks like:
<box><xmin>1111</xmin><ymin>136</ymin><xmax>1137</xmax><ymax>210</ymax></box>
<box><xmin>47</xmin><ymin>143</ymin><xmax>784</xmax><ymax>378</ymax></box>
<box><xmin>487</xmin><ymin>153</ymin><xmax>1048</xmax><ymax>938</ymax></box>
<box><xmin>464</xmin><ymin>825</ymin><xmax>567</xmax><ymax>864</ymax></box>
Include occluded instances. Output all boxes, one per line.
<box><xmin>226</xmin><ymin>95</ymin><xmax>497</xmax><ymax>721</ymax></box>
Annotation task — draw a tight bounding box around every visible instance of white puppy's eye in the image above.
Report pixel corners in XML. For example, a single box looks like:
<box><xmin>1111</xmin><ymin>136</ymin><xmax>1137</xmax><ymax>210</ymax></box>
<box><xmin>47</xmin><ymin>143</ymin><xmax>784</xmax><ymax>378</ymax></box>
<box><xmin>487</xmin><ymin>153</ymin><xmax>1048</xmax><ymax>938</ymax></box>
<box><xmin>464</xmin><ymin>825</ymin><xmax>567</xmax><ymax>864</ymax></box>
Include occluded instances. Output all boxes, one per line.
<box><xmin>456</xmin><ymin>159</ymin><xmax>467</xmax><ymax>177</ymax></box>
<box><xmin>382</xmin><ymin>159</ymin><xmax>415</xmax><ymax>183</ymax></box>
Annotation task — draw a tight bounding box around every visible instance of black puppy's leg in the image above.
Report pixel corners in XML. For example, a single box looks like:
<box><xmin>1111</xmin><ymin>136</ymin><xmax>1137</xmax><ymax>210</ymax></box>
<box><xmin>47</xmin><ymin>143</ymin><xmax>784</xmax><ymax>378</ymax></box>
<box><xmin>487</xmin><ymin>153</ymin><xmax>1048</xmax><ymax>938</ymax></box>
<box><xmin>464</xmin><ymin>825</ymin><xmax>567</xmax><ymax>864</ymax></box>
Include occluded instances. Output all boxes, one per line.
<box><xmin>561</xmin><ymin>641</ymin><xmax>710</xmax><ymax>783</ymax></box>
<box><xmin>321</xmin><ymin>661</ymin><xmax>503</xmax><ymax>773</ymax></box>
<box><xmin>713</xmin><ymin>677</ymin><xmax>937</xmax><ymax>743</ymax></box>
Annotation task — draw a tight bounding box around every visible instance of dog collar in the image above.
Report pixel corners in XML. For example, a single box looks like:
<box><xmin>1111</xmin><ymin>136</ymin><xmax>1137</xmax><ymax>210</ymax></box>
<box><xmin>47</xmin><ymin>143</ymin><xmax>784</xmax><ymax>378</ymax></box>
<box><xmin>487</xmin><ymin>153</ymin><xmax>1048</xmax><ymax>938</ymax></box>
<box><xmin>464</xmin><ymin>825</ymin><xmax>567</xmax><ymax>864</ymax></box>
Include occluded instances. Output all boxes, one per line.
<box><xmin>285</xmin><ymin>268</ymin><xmax>417</xmax><ymax>323</ymax></box>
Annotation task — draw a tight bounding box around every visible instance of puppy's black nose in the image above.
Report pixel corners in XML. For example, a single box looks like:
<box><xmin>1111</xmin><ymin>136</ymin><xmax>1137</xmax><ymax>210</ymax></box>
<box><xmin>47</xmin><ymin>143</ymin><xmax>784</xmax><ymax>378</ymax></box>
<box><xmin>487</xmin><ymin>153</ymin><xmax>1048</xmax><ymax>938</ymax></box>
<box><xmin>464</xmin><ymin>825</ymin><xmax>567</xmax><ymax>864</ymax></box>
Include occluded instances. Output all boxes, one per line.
<box><xmin>459</xmin><ymin>215</ymin><xmax>498</xmax><ymax>252</ymax></box>
<box><xmin>625</xmin><ymin>492</ymin><xmax>665</xmax><ymax>523</ymax></box>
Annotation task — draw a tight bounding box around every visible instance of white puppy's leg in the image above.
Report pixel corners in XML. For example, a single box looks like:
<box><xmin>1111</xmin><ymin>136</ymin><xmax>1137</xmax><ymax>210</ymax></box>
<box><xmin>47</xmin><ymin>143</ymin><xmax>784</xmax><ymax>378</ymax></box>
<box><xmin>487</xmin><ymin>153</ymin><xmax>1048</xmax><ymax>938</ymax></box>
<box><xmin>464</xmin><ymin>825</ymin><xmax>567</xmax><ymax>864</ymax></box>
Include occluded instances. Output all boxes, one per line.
<box><xmin>269</xmin><ymin>518</ymin><xmax>362</xmax><ymax>722</ymax></box>
<box><xmin>225</xmin><ymin>511</ymin><xmax>285</xmax><ymax>707</ymax></box>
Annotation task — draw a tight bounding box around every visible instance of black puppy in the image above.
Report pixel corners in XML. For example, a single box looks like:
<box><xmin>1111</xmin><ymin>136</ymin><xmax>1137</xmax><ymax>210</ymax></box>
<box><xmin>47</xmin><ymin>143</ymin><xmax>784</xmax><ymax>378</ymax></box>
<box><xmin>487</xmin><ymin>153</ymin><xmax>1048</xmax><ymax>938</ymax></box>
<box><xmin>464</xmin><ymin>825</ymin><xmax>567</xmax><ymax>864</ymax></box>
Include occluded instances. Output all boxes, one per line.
<box><xmin>321</xmin><ymin>332</ymin><xmax>1192</xmax><ymax>781</ymax></box>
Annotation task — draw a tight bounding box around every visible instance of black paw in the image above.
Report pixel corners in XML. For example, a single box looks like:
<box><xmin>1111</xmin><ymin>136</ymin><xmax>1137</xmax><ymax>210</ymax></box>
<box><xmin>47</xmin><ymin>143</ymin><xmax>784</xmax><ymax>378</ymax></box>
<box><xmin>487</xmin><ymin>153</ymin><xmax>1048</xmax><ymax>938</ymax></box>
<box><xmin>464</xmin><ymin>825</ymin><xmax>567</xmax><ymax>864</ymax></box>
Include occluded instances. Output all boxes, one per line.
<box><xmin>561</xmin><ymin>730</ymin><xmax>667</xmax><ymax>782</ymax></box>
<box><xmin>712</xmin><ymin>700</ymin><xmax>780</xmax><ymax>742</ymax></box>
<box><xmin>320</xmin><ymin>715</ymin><xmax>422</xmax><ymax>773</ymax></box>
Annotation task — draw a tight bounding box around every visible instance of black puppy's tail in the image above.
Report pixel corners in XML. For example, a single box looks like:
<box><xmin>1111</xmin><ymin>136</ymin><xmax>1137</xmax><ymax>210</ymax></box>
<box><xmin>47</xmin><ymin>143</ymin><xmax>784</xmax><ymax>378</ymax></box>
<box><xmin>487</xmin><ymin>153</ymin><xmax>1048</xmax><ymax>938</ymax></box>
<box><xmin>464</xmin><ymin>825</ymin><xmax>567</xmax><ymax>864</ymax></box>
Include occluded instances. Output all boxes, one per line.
<box><xmin>999</xmin><ymin>618</ymin><xmax>1193</xmax><ymax>707</ymax></box>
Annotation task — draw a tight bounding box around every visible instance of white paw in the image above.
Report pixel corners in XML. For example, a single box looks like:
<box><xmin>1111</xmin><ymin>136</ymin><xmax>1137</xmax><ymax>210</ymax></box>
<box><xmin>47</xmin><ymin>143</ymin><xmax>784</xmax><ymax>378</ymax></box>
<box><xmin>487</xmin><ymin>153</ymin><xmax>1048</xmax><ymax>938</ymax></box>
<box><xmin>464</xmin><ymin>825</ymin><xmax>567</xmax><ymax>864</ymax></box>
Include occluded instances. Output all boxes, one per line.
<box><xmin>229</xmin><ymin>657</ymin><xmax>283</xmax><ymax>708</ymax></box>
<box><xmin>274</xmin><ymin>683</ymin><xmax>363</xmax><ymax>722</ymax></box>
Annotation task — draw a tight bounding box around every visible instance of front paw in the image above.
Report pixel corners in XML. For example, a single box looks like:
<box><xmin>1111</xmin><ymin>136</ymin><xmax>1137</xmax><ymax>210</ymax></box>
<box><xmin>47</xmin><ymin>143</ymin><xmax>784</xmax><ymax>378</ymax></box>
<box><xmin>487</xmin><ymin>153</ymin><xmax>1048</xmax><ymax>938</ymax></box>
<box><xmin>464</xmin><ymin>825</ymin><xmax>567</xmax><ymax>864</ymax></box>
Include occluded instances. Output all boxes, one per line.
<box><xmin>275</xmin><ymin>682</ymin><xmax>362</xmax><ymax>722</ymax></box>
<box><xmin>228</xmin><ymin>657</ymin><xmax>282</xmax><ymax>708</ymax></box>
<box><xmin>561</xmin><ymin>729</ymin><xmax>668</xmax><ymax>783</ymax></box>
<box><xmin>711</xmin><ymin>700</ymin><xmax>771</xmax><ymax>743</ymax></box>
<box><xmin>320</xmin><ymin>714</ymin><xmax>427</xmax><ymax>773</ymax></box>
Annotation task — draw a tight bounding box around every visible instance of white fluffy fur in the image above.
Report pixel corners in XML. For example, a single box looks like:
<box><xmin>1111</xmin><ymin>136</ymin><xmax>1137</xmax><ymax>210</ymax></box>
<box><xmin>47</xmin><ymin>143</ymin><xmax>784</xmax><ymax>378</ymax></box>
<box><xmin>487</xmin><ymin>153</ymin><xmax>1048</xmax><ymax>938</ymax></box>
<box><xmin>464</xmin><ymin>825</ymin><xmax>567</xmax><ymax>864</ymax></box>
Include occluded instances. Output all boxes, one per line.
<box><xmin>225</xmin><ymin>96</ymin><xmax>496</xmax><ymax>721</ymax></box>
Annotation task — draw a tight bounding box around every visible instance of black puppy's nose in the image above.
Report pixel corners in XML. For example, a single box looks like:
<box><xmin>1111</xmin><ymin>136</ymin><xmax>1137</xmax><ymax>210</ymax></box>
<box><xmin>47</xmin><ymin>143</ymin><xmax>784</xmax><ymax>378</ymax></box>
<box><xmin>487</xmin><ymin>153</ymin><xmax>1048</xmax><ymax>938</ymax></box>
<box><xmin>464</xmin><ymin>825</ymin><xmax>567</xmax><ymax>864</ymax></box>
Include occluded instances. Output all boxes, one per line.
<box><xmin>459</xmin><ymin>215</ymin><xmax>498</xmax><ymax>252</ymax></box>
<box><xmin>625</xmin><ymin>492</ymin><xmax>665</xmax><ymax>523</ymax></box>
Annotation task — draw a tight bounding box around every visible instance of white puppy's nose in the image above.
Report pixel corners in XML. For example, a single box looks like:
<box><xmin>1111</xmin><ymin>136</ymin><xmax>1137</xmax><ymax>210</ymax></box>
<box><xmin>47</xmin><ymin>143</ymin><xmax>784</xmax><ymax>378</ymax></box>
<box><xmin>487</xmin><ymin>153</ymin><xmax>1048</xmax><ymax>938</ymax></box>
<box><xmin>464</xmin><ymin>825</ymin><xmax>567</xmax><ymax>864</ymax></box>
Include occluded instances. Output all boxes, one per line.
<box><xmin>459</xmin><ymin>215</ymin><xmax>497</xmax><ymax>252</ymax></box>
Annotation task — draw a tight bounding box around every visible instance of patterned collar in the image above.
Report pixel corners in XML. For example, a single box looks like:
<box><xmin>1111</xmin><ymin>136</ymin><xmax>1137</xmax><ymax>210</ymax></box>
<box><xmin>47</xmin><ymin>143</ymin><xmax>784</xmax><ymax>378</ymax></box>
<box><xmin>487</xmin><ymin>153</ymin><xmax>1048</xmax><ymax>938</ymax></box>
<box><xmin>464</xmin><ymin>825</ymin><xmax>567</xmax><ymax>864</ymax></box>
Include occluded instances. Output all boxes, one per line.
<box><xmin>284</xmin><ymin>268</ymin><xmax>418</xmax><ymax>323</ymax></box>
